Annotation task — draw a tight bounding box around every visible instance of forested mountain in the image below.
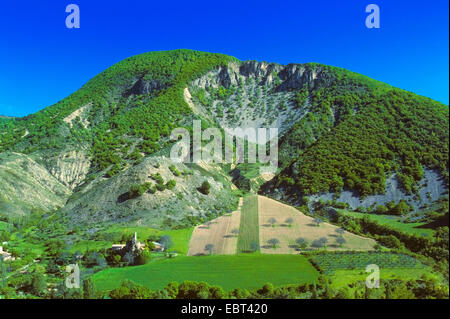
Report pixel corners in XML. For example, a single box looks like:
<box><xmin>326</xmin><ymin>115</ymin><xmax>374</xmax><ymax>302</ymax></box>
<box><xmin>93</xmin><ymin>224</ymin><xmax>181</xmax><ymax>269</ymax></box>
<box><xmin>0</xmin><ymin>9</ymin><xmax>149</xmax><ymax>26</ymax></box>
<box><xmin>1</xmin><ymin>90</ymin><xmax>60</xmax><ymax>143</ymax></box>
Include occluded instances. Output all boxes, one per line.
<box><xmin>263</xmin><ymin>69</ymin><xmax>449</xmax><ymax>205</ymax></box>
<box><xmin>0</xmin><ymin>49</ymin><xmax>448</xmax><ymax>229</ymax></box>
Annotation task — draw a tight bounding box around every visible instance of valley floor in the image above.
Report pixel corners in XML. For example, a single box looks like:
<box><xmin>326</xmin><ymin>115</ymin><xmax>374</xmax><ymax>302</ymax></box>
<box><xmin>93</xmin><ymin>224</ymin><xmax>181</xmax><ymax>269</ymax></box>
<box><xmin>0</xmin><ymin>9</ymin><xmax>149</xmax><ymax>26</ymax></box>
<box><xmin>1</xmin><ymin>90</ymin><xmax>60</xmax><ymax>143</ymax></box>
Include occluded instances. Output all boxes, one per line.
<box><xmin>91</xmin><ymin>254</ymin><xmax>319</xmax><ymax>292</ymax></box>
<box><xmin>58</xmin><ymin>194</ymin><xmax>444</xmax><ymax>298</ymax></box>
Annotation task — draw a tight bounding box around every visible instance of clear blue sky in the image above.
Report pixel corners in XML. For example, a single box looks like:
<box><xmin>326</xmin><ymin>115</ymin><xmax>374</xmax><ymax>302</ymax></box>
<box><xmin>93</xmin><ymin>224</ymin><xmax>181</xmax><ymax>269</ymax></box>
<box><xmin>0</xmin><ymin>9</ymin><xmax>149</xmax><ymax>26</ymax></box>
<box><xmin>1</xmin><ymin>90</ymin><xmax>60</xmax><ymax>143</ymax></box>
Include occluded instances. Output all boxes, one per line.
<box><xmin>0</xmin><ymin>0</ymin><xmax>448</xmax><ymax>117</ymax></box>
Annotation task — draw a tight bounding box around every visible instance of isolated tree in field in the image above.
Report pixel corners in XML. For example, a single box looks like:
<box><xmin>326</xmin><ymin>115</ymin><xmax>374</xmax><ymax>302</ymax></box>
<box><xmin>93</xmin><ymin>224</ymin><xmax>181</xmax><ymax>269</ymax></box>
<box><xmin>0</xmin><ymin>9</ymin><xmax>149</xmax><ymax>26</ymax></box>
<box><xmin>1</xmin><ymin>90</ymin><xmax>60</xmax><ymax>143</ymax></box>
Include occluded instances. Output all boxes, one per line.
<box><xmin>268</xmin><ymin>217</ymin><xmax>277</xmax><ymax>227</ymax></box>
<box><xmin>295</xmin><ymin>237</ymin><xmax>308</xmax><ymax>250</ymax></box>
<box><xmin>336</xmin><ymin>236</ymin><xmax>346</xmax><ymax>247</ymax></box>
<box><xmin>231</xmin><ymin>228</ymin><xmax>239</xmax><ymax>237</ymax></box>
<box><xmin>312</xmin><ymin>237</ymin><xmax>328</xmax><ymax>249</ymax></box>
<box><xmin>311</xmin><ymin>239</ymin><xmax>321</xmax><ymax>248</ymax></box>
<box><xmin>335</xmin><ymin>228</ymin><xmax>345</xmax><ymax>235</ymax></box>
<box><xmin>160</xmin><ymin>235</ymin><xmax>174</xmax><ymax>251</ymax></box>
<box><xmin>205</xmin><ymin>244</ymin><xmax>214</xmax><ymax>255</ymax></box>
<box><xmin>319</xmin><ymin>237</ymin><xmax>328</xmax><ymax>247</ymax></box>
<box><xmin>313</xmin><ymin>218</ymin><xmax>323</xmax><ymax>227</ymax></box>
<box><xmin>267</xmin><ymin>238</ymin><xmax>280</xmax><ymax>249</ymax></box>
<box><xmin>285</xmin><ymin>217</ymin><xmax>294</xmax><ymax>227</ymax></box>
<box><xmin>250</xmin><ymin>242</ymin><xmax>259</xmax><ymax>252</ymax></box>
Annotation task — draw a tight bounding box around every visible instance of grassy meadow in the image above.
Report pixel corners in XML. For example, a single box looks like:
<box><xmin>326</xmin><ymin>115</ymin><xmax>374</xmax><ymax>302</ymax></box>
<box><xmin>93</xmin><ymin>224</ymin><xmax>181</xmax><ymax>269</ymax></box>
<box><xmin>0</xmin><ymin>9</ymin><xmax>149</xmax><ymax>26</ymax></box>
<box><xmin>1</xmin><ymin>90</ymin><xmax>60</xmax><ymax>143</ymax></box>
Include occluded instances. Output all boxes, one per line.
<box><xmin>92</xmin><ymin>254</ymin><xmax>319</xmax><ymax>291</ymax></box>
<box><xmin>237</xmin><ymin>195</ymin><xmax>260</xmax><ymax>253</ymax></box>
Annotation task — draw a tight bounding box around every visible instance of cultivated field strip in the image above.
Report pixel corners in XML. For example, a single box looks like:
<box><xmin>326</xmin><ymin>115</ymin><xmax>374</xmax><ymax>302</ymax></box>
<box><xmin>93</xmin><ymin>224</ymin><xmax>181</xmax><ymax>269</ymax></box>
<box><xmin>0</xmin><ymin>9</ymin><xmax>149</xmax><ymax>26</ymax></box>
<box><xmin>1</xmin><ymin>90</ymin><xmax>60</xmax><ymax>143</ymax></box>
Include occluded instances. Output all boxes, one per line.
<box><xmin>237</xmin><ymin>195</ymin><xmax>260</xmax><ymax>253</ymax></box>
<box><xmin>257</xmin><ymin>196</ymin><xmax>376</xmax><ymax>254</ymax></box>
<box><xmin>187</xmin><ymin>198</ymin><xmax>243</xmax><ymax>256</ymax></box>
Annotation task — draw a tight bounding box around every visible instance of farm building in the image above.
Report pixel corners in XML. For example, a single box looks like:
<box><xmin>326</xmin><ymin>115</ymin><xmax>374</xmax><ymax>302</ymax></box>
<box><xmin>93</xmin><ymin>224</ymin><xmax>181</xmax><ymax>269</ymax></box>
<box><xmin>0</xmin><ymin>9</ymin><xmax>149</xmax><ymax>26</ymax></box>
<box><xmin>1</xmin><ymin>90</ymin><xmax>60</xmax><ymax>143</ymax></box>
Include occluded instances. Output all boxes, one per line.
<box><xmin>151</xmin><ymin>242</ymin><xmax>164</xmax><ymax>252</ymax></box>
<box><xmin>111</xmin><ymin>244</ymin><xmax>126</xmax><ymax>251</ymax></box>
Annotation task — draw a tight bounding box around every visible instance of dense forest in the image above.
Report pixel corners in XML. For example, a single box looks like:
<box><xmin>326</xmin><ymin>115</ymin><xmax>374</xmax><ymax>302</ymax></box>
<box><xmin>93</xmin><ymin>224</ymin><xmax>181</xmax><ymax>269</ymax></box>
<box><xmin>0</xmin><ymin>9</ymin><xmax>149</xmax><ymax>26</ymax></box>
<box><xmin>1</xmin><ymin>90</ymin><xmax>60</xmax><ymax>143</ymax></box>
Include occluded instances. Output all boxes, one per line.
<box><xmin>270</xmin><ymin>65</ymin><xmax>449</xmax><ymax>198</ymax></box>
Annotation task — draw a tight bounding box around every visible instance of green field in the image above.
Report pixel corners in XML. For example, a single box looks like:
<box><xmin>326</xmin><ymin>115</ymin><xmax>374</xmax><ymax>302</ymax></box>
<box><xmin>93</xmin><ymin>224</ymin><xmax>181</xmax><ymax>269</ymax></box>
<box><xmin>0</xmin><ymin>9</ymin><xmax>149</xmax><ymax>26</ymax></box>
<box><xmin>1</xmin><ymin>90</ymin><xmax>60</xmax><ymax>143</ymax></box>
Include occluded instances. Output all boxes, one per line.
<box><xmin>92</xmin><ymin>254</ymin><xmax>319</xmax><ymax>291</ymax></box>
<box><xmin>237</xmin><ymin>195</ymin><xmax>260</xmax><ymax>253</ymax></box>
<box><xmin>339</xmin><ymin>210</ymin><xmax>435</xmax><ymax>237</ymax></box>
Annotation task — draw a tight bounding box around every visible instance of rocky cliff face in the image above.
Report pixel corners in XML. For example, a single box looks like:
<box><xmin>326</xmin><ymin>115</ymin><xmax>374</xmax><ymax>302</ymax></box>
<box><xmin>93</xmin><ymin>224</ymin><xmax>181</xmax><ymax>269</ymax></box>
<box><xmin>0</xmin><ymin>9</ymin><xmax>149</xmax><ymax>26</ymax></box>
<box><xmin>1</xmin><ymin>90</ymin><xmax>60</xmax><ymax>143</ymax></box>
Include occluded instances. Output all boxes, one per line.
<box><xmin>277</xmin><ymin>63</ymin><xmax>322</xmax><ymax>91</ymax></box>
<box><xmin>190</xmin><ymin>61</ymin><xmax>321</xmax><ymax>93</ymax></box>
<box><xmin>186</xmin><ymin>61</ymin><xmax>320</xmax><ymax>142</ymax></box>
<box><xmin>123</xmin><ymin>77</ymin><xmax>171</xmax><ymax>97</ymax></box>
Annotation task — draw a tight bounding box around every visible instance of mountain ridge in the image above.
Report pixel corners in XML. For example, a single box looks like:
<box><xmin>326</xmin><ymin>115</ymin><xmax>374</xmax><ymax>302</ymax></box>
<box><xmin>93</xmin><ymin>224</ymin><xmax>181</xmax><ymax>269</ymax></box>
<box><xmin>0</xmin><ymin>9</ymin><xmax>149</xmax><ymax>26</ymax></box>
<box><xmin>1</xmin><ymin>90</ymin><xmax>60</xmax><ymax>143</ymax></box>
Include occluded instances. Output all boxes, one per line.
<box><xmin>0</xmin><ymin>49</ymin><xmax>448</xmax><ymax>229</ymax></box>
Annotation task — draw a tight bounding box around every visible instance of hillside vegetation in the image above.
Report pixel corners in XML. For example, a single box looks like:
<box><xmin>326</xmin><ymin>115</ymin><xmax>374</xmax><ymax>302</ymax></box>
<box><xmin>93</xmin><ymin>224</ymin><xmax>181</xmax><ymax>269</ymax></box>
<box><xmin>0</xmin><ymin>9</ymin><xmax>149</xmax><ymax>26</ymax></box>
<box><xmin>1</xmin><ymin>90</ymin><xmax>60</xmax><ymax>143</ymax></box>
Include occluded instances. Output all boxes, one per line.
<box><xmin>0</xmin><ymin>49</ymin><xmax>448</xmax><ymax>299</ymax></box>
<box><xmin>1</xmin><ymin>50</ymin><xmax>448</xmax><ymax>225</ymax></box>
<box><xmin>267</xmin><ymin>75</ymin><xmax>449</xmax><ymax>198</ymax></box>
<box><xmin>0</xmin><ymin>50</ymin><xmax>235</xmax><ymax>157</ymax></box>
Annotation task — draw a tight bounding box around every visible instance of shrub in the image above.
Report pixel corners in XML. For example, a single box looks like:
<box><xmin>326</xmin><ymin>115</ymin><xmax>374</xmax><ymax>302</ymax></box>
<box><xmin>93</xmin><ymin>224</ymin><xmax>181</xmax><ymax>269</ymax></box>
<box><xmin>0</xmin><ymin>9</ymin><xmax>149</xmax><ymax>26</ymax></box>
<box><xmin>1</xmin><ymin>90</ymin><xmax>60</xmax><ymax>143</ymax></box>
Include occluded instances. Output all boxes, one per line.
<box><xmin>258</xmin><ymin>283</ymin><xmax>274</xmax><ymax>296</ymax></box>
<box><xmin>377</xmin><ymin>235</ymin><xmax>403</xmax><ymax>249</ymax></box>
<box><xmin>205</xmin><ymin>244</ymin><xmax>214</xmax><ymax>255</ymax></box>
<box><xmin>150</xmin><ymin>173</ymin><xmax>164</xmax><ymax>185</ymax></box>
<box><xmin>129</xmin><ymin>182</ymin><xmax>153</xmax><ymax>198</ymax></box>
<box><xmin>169</xmin><ymin>165</ymin><xmax>181</xmax><ymax>177</ymax></box>
<box><xmin>156</xmin><ymin>183</ymin><xmax>166</xmax><ymax>191</ymax></box>
<box><xmin>268</xmin><ymin>217</ymin><xmax>277</xmax><ymax>227</ymax></box>
<box><xmin>390</xmin><ymin>200</ymin><xmax>411</xmax><ymax>216</ymax></box>
<box><xmin>198</xmin><ymin>181</ymin><xmax>211</xmax><ymax>195</ymax></box>
<box><xmin>160</xmin><ymin>235</ymin><xmax>174</xmax><ymax>251</ymax></box>
<box><xmin>296</xmin><ymin>237</ymin><xmax>309</xmax><ymax>250</ymax></box>
<box><xmin>166</xmin><ymin>179</ymin><xmax>176</xmax><ymax>190</ymax></box>
<box><xmin>334</xmin><ymin>202</ymin><xmax>349</xmax><ymax>209</ymax></box>
<box><xmin>285</xmin><ymin>217</ymin><xmax>294</xmax><ymax>226</ymax></box>
<box><xmin>250</xmin><ymin>242</ymin><xmax>259</xmax><ymax>252</ymax></box>
<box><xmin>134</xmin><ymin>250</ymin><xmax>152</xmax><ymax>265</ymax></box>
<box><xmin>374</xmin><ymin>205</ymin><xmax>388</xmax><ymax>214</ymax></box>
<box><xmin>267</xmin><ymin>238</ymin><xmax>280</xmax><ymax>248</ymax></box>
